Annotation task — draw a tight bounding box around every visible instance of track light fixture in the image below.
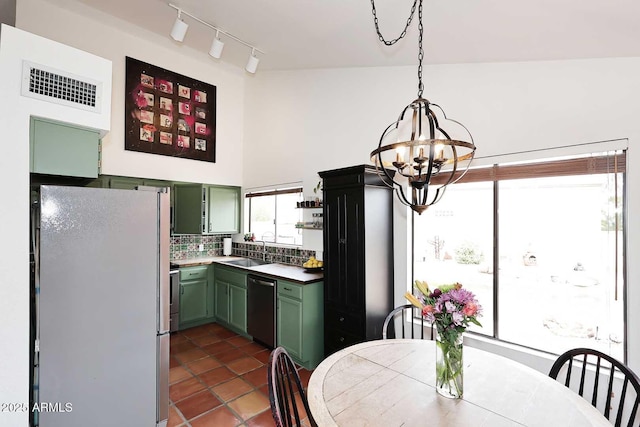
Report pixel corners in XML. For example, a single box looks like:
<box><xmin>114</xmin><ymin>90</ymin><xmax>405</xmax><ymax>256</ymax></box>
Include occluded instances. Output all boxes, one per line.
<box><xmin>245</xmin><ymin>48</ymin><xmax>260</xmax><ymax>74</ymax></box>
<box><xmin>209</xmin><ymin>30</ymin><xmax>225</xmax><ymax>59</ymax></box>
<box><xmin>168</xmin><ymin>3</ymin><xmax>265</xmax><ymax>73</ymax></box>
<box><xmin>170</xmin><ymin>10</ymin><xmax>188</xmax><ymax>42</ymax></box>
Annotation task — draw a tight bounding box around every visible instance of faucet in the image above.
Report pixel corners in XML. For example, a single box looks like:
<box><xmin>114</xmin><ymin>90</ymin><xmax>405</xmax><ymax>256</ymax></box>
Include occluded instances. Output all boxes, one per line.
<box><xmin>256</xmin><ymin>232</ymin><xmax>275</xmax><ymax>261</ymax></box>
<box><xmin>254</xmin><ymin>240</ymin><xmax>267</xmax><ymax>261</ymax></box>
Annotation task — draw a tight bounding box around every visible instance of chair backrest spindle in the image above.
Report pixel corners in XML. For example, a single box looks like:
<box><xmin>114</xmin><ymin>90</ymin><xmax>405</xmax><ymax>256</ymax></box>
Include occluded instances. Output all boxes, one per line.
<box><xmin>268</xmin><ymin>347</ymin><xmax>318</xmax><ymax>427</ymax></box>
<box><xmin>549</xmin><ymin>348</ymin><xmax>640</xmax><ymax>427</ymax></box>
<box><xmin>382</xmin><ymin>304</ymin><xmax>433</xmax><ymax>340</ymax></box>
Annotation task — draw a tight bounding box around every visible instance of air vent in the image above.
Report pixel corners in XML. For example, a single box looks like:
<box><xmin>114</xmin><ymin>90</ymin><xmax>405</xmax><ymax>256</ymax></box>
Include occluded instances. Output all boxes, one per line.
<box><xmin>21</xmin><ymin>61</ymin><xmax>102</xmax><ymax>113</ymax></box>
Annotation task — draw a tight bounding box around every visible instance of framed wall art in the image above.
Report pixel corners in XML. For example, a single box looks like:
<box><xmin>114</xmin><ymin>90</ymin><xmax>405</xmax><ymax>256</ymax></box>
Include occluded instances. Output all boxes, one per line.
<box><xmin>125</xmin><ymin>56</ymin><xmax>216</xmax><ymax>162</ymax></box>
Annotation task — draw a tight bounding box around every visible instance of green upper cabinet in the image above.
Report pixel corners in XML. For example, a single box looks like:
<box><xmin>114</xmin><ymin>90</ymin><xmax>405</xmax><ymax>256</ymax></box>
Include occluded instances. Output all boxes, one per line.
<box><xmin>208</xmin><ymin>186</ymin><xmax>240</xmax><ymax>234</ymax></box>
<box><xmin>30</xmin><ymin>117</ymin><xmax>100</xmax><ymax>178</ymax></box>
<box><xmin>87</xmin><ymin>175</ymin><xmax>172</xmax><ymax>190</ymax></box>
<box><xmin>174</xmin><ymin>184</ymin><xmax>241</xmax><ymax>235</ymax></box>
<box><xmin>108</xmin><ymin>176</ymin><xmax>144</xmax><ymax>190</ymax></box>
<box><xmin>174</xmin><ymin>184</ymin><xmax>205</xmax><ymax>234</ymax></box>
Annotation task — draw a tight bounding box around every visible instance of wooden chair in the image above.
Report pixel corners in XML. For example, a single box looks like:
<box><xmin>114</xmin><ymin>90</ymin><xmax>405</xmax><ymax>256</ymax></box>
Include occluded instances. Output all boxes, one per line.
<box><xmin>549</xmin><ymin>348</ymin><xmax>640</xmax><ymax>427</ymax></box>
<box><xmin>382</xmin><ymin>304</ymin><xmax>433</xmax><ymax>340</ymax></box>
<box><xmin>267</xmin><ymin>346</ymin><xmax>318</xmax><ymax>427</ymax></box>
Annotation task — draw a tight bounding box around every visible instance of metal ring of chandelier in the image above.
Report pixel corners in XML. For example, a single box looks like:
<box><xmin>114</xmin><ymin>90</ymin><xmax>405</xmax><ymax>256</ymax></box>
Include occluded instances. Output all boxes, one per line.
<box><xmin>369</xmin><ymin>0</ymin><xmax>476</xmax><ymax>214</ymax></box>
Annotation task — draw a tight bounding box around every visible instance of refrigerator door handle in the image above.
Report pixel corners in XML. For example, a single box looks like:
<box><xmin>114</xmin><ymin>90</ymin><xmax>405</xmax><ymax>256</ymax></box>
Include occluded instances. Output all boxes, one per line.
<box><xmin>158</xmin><ymin>190</ymin><xmax>171</xmax><ymax>334</ymax></box>
<box><xmin>157</xmin><ymin>333</ymin><xmax>170</xmax><ymax>426</ymax></box>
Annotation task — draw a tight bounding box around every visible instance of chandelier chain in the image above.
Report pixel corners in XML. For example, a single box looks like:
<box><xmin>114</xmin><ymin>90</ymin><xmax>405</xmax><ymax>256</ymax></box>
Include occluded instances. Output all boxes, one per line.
<box><xmin>417</xmin><ymin>0</ymin><xmax>424</xmax><ymax>97</ymax></box>
<box><xmin>370</xmin><ymin>0</ymin><xmax>419</xmax><ymax>46</ymax></box>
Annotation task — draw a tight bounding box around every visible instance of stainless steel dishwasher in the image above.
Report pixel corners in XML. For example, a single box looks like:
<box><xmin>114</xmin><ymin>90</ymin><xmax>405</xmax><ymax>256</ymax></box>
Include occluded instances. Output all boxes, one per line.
<box><xmin>247</xmin><ymin>275</ymin><xmax>276</xmax><ymax>348</ymax></box>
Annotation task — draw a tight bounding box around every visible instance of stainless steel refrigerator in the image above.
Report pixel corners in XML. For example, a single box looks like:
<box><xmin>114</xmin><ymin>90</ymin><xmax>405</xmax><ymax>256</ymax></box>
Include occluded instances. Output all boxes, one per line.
<box><xmin>33</xmin><ymin>185</ymin><xmax>170</xmax><ymax>427</ymax></box>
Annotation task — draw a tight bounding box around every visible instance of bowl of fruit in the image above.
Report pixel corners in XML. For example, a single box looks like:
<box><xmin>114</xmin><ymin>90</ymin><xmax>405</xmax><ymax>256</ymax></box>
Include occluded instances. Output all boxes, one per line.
<box><xmin>302</xmin><ymin>256</ymin><xmax>323</xmax><ymax>273</ymax></box>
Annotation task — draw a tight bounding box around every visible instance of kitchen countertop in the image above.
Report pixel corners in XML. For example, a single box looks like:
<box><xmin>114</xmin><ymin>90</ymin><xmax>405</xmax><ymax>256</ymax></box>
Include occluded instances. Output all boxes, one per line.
<box><xmin>171</xmin><ymin>256</ymin><xmax>324</xmax><ymax>284</ymax></box>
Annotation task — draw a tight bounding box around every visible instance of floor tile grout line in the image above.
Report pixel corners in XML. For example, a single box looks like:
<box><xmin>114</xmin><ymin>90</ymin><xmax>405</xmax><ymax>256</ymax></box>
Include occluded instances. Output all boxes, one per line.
<box><xmin>170</xmin><ymin>326</ymin><xmax>273</xmax><ymax>425</ymax></box>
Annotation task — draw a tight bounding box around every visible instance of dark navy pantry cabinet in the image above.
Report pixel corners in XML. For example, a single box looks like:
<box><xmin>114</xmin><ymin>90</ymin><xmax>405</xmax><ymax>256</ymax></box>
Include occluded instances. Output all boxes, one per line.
<box><xmin>319</xmin><ymin>165</ymin><xmax>394</xmax><ymax>356</ymax></box>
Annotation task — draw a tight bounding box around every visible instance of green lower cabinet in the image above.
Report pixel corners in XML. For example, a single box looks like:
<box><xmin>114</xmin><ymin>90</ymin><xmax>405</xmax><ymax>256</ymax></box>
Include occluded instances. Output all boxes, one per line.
<box><xmin>214</xmin><ymin>265</ymin><xmax>249</xmax><ymax>336</ymax></box>
<box><xmin>215</xmin><ymin>281</ymin><xmax>230</xmax><ymax>324</ymax></box>
<box><xmin>278</xmin><ymin>296</ymin><xmax>303</xmax><ymax>360</ymax></box>
<box><xmin>229</xmin><ymin>284</ymin><xmax>247</xmax><ymax>332</ymax></box>
<box><xmin>181</xmin><ymin>279</ymin><xmax>207</xmax><ymax>323</ymax></box>
<box><xmin>276</xmin><ymin>280</ymin><xmax>324</xmax><ymax>370</ymax></box>
<box><xmin>179</xmin><ymin>265</ymin><xmax>215</xmax><ymax>330</ymax></box>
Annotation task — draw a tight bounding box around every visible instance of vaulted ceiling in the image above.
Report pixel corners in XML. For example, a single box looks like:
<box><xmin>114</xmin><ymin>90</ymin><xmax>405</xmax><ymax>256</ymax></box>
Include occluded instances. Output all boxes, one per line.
<box><xmin>69</xmin><ymin>0</ymin><xmax>640</xmax><ymax>71</ymax></box>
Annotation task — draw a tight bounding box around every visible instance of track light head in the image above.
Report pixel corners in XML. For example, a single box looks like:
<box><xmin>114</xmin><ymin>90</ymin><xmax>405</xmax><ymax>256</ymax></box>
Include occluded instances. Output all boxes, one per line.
<box><xmin>245</xmin><ymin>48</ymin><xmax>260</xmax><ymax>74</ymax></box>
<box><xmin>170</xmin><ymin>10</ymin><xmax>188</xmax><ymax>42</ymax></box>
<box><xmin>209</xmin><ymin>31</ymin><xmax>225</xmax><ymax>59</ymax></box>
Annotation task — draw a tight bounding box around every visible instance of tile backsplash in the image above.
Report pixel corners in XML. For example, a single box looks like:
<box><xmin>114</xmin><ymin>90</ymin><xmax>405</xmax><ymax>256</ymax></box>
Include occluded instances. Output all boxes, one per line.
<box><xmin>232</xmin><ymin>242</ymin><xmax>316</xmax><ymax>267</ymax></box>
<box><xmin>170</xmin><ymin>235</ymin><xmax>316</xmax><ymax>267</ymax></box>
<box><xmin>170</xmin><ymin>234</ymin><xmax>231</xmax><ymax>259</ymax></box>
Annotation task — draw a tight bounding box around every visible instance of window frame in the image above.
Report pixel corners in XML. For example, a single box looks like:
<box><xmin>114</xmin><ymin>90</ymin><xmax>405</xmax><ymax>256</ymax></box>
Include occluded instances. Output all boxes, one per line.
<box><xmin>412</xmin><ymin>151</ymin><xmax>628</xmax><ymax>360</ymax></box>
<box><xmin>245</xmin><ymin>186</ymin><xmax>303</xmax><ymax>245</ymax></box>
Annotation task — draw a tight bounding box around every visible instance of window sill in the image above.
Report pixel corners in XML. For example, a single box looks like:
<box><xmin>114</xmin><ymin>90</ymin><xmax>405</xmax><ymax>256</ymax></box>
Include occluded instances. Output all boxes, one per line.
<box><xmin>464</xmin><ymin>333</ymin><xmax>559</xmax><ymax>376</ymax></box>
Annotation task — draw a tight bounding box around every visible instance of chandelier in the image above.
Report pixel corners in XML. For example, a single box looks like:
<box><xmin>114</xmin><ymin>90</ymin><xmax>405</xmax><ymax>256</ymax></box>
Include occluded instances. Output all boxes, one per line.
<box><xmin>369</xmin><ymin>0</ymin><xmax>475</xmax><ymax>214</ymax></box>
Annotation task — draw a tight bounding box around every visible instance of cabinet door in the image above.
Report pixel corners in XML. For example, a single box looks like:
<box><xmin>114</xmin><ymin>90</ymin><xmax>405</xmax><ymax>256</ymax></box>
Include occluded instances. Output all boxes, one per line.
<box><xmin>109</xmin><ymin>177</ymin><xmax>144</xmax><ymax>190</ymax></box>
<box><xmin>174</xmin><ymin>184</ymin><xmax>205</xmax><ymax>234</ymax></box>
<box><xmin>30</xmin><ymin>117</ymin><xmax>100</xmax><ymax>178</ymax></box>
<box><xmin>180</xmin><ymin>279</ymin><xmax>208</xmax><ymax>323</ymax></box>
<box><xmin>215</xmin><ymin>281</ymin><xmax>230</xmax><ymax>323</ymax></box>
<box><xmin>229</xmin><ymin>284</ymin><xmax>247</xmax><ymax>333</ymax></box>
<box><xmin>208</xmin><ymin>186</ymin><xmax>240</xmax><ymax>234</ymax></box>
<box><xmin>143</xmin><ymin>179</ymin><xmax>170</xmax><ymax>188</ymax></box>
<box><xmin>277</xmin><ymin>295</ymin><xmax>303</xmax><ymax>359</ymax></box>
<box><xmin>324</xmin><ymin>187</ymin><xmax>364</xmax><ymax>309</ymax></box>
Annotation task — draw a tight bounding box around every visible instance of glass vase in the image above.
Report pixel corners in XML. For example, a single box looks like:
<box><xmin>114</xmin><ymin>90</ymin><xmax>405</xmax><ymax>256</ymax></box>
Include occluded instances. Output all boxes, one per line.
<box><xmin>435</xmin><ymin>331</ymin><xmax>464</xmax><ymax>398</ymax></box>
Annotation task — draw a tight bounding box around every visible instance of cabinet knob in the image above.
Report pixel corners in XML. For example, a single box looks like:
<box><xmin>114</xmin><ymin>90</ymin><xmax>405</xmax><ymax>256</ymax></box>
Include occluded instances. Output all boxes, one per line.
<box><xmin>339</xmin><ymin>337</ymin><xmax>345</xmax><ymax>342</ymax></box>
<box><xmin>284</xmin><ymin>287</ymin><xmax>292</xmax><ymax>291</ymax></box>
<box><xmin>339</xmin><ymin>317</ymin><xmax>344</xmax><ymax>322</ymax></box>
<box><xmin>339</xmin><ymin>238</ymin><xmax>346</xmax><ymax>244</ymax></box>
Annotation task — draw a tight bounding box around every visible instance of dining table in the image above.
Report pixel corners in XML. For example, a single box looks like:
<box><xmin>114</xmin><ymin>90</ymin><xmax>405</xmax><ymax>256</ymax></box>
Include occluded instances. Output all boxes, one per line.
<box><xmin>307</xmin><ymin>339</ymin><xmax>611</xmax><ymax>427</ymax></box>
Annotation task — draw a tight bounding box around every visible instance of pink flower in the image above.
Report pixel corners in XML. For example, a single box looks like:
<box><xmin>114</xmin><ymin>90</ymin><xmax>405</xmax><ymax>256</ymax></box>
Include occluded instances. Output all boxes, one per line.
<box><xmin>463</xmin><ymin>302</ymin><xmax>478</xmax><ymax>316</ymax></box>
<box><xmin>422</xmin><ymin>305</ymin><xmax>435</xmax><ymax>317</ymax></box>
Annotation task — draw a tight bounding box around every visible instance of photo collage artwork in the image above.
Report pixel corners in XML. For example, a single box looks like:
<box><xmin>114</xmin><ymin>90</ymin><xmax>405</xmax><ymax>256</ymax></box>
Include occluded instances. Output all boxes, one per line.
<box><xmin>125</xmin><ymin>57</ymin><xmax>216</xmax><ymax>162</ymax></box>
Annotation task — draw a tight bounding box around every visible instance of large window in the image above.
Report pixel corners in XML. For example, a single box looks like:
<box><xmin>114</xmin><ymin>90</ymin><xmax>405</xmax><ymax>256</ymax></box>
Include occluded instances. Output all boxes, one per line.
<box><xmin>245</xmin><ymin>187</ymin><xmax>303</xmax><ymax>245</ymax></box>
<box><xmin>413</xmin><ymin>151</ymin><xmax>626</xmax><ymax>360</ymax></box>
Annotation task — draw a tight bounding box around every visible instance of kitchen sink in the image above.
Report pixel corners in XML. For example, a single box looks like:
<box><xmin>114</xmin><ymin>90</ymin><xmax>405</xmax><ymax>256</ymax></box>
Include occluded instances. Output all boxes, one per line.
<box><xmin>223</xmin><ymin>258</ymin><xmax>271</xmax><ymax>267</ymax></box>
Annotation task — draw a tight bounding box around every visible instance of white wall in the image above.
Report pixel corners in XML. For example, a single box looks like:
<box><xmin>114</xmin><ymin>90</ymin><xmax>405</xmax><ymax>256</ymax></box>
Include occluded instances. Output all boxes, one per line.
<box><xmin>0</xmin><ymin>0</ymin><xmax>248</xmax><ymax>423</ymax></box>
<box><xmin>3</xmin><ymin>1</ymin><xmax>640</xmax><ymax>422</ymax></box>
<box><xmin>0</xmin><ymin>22</ymin><xmax>117</xmax><ymax>426</ymax></box>
<box><xmin>244</xmin><ymin>58</ymin><xmax>640</xmax><ymax>373</ymax></box>
<box><xmin>18</xmin><ymin>0</ymin><xmax>246</xmax><ymax>186</ymax></box>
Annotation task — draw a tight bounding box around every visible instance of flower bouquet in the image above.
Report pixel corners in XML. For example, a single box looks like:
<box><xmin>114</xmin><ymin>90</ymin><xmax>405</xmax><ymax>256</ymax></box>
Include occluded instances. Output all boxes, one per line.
<box><xmin>405</xmin><ymin>280</ymin><xmax>482</xmax><ymax>398</ymax></box>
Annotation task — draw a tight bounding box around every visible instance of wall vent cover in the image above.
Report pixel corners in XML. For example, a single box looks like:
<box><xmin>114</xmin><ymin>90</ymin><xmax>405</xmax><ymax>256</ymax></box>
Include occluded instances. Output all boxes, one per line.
<box><xmin>21</xmin><ymin>61</ymin><xmax>102</xmax><ymax>113</ymax></box>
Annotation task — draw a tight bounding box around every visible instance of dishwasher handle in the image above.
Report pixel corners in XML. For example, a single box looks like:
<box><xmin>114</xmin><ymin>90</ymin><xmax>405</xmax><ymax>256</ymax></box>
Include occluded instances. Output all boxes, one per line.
<box><xmin>248</xmin><ymin>275</ymin><xmax>275</xmax><ymax>288</ymax></box>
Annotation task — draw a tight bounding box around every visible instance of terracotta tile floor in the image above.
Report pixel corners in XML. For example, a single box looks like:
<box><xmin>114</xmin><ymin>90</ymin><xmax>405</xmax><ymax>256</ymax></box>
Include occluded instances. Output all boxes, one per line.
<box><xmin>169</xmin><ymin>323</ymin><xmax>313</xmax><ymax>427</ymax></box>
